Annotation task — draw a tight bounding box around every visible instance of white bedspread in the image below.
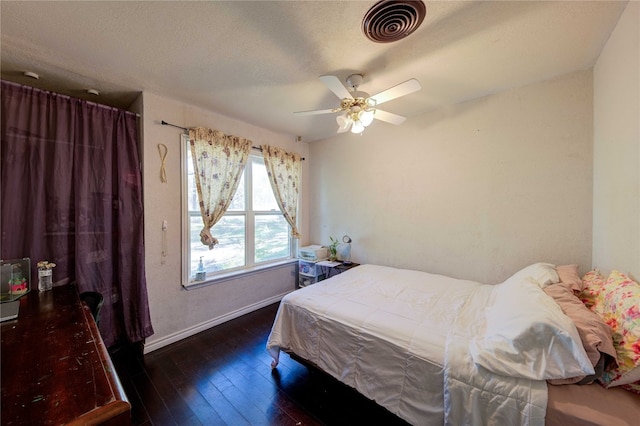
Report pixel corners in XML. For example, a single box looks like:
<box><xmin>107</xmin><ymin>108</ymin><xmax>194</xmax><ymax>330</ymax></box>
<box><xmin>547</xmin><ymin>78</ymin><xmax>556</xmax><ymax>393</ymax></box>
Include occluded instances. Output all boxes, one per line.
<box><xmin>444</xmin><ymin>285</ymin><xmax>547</xmax><ymax>426</ymax></box>
<box><xmin>266</xmin><ymin>264</ymin><xmax>548</xmax><ymax>425</ymax></box>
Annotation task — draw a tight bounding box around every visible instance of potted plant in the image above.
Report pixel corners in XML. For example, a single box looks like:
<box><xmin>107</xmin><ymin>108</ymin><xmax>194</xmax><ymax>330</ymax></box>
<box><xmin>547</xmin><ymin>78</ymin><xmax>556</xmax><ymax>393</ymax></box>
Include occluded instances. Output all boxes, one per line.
<box><xmin>328</xmin><ymin>236</ymin><xmax>339</xmax><ymax>261</ymax></box>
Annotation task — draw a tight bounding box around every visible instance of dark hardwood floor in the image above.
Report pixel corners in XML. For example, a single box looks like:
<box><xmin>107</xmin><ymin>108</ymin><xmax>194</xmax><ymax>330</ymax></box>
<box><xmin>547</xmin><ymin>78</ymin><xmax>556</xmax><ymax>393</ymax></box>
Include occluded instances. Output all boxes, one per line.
<box><xmin>110</xmin><ymin>302</ymin><xmax>410</xmax><ymax>426</ymax></box>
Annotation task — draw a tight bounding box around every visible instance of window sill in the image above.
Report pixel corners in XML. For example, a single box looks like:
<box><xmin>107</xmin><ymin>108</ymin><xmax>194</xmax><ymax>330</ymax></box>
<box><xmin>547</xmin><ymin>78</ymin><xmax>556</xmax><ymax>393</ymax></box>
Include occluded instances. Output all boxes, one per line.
<box><xmin>182</xmin><ymin>258</ymin><xmax>297</xmax><ymax>290</ymax></box>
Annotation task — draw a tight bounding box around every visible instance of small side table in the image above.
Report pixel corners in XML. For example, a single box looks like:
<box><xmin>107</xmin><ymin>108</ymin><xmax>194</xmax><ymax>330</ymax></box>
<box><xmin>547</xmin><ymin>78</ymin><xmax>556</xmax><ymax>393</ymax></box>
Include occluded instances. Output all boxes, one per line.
<box><xmin>317</xmin><ymin>261</ymin><xmax>360</xmax><ymax>279</ymax></box>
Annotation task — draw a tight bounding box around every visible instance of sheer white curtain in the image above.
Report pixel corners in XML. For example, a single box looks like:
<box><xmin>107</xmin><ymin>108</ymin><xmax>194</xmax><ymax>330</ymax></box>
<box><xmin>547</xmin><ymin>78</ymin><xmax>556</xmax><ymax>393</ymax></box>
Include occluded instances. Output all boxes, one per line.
<box><xmin>261</xmin><ymin>144</ymin><xmax>302</xmax><ymax>238</ymax></box>
<box><xmin>189</xmin><ymin>127</ymin><xmax>251</xmax><ymax>248</ymax></box>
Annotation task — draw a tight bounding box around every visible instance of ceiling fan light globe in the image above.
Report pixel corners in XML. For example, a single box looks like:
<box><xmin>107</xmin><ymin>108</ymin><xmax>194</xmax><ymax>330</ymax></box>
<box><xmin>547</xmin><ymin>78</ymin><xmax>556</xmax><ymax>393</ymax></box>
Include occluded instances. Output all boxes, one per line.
<box><xmin>360</xmin><ymin>110</ymin><xmax>375</xmax><ymax>127</ymax></box>
<box><xmin>351</xmin><ymin>120</ymin><xmax>365</xmax><ymax>134</ymax></box>
<box><xmin>336</xmin><ymin>114</ymin><xmax>352</xmax><ymax>133</ymax></box>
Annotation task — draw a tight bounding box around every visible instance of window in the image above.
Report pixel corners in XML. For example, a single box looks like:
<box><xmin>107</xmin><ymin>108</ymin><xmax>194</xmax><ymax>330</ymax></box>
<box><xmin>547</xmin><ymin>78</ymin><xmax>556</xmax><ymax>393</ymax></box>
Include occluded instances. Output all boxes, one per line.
<box><xmin>182</xmin><ymin>135</ymin><xmax>292</xmax><ymax>285</ymax></box>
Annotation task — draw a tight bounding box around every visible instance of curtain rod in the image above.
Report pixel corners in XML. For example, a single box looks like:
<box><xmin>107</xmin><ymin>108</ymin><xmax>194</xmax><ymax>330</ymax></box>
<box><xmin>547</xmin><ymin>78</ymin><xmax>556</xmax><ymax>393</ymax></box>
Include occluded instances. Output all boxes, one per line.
<box><xmin>161</xmin><ymin>120</ymin><xmax>305</xmax><ymax>160</ymax></box>
<box><xmin>2</xmin><ymin>80</ymin><xmax>140</xmax><ymax>117</ymax></box>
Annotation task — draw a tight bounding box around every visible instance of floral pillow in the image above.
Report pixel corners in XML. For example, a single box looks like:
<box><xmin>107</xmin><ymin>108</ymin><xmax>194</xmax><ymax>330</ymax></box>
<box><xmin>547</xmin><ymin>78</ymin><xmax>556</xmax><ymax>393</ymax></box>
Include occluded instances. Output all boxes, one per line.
<box><xmin>580</xmin><ymin>269</ymin><xmax>606</xmax><ymax>310</ymax></box>
<box><xmin>621</xmin><ymin>382</ymin><xmax>640</xmax><ymax>395</ymax></box>
<box><xmin>597</xmin><ymin>270</ymin><xmax>640</xmax><ymax>389</ymax></box>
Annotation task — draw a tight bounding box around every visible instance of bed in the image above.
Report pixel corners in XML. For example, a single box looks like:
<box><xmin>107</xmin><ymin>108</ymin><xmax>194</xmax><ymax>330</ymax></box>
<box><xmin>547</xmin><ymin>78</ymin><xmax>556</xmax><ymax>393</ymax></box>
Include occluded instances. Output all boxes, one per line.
<box><xmin>266</xmin><ymin>263</ymin><xmax>640</xmax><ymax>425</ymax></box>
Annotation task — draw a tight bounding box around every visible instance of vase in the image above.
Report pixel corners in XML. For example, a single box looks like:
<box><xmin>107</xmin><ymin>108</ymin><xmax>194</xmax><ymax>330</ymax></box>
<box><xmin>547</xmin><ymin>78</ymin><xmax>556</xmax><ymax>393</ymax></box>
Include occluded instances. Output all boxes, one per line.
<box><xmin>38</xmin><ymin>269</ymin><xmax>53</xmax><ymax>292</ymax></box>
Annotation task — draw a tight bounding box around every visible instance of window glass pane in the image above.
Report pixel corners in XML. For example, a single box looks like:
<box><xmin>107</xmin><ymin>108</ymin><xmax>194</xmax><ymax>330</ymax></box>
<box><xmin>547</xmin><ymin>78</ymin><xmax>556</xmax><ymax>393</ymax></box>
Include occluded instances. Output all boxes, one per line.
<box><xmin>184</xmin><ymin>147</ymin><xmax>293</xmax><ymax>284</ymax></box>
<box><xmin>255</xmin><ymin>215</ymin><xmax>290</xmax><ymax>263</ymax></box>
<box><xmin>186</xmin><ymin>147</ymin><xmax>244</xmax><ymax>212</ymax></box>
<box><xmin>189</xmin><ymin>214</ymin><xmax>245</xmax><ymax>276</ymax></box>
<box><xmin>227</xmin><ymin>173</ymin><xmax>245</xmax><ymax>211</ymax></box>
<box><xmin>252</xmin><ymin>159</ymin><xmax>279</xmax><ymax>211</ymax></box>
<box><xmin>187</xmin><ymin>150</ymin><xmax>199</xmax><ymax>212</ymax></box>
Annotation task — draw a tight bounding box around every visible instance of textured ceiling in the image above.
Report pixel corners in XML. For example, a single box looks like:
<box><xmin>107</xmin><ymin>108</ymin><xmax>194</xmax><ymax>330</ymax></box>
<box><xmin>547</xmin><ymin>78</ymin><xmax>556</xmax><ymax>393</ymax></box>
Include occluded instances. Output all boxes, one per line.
<box><xmin>0</xmin><ymin>1</ymin><xmax>628</xmax><ymax>142</ymax></box>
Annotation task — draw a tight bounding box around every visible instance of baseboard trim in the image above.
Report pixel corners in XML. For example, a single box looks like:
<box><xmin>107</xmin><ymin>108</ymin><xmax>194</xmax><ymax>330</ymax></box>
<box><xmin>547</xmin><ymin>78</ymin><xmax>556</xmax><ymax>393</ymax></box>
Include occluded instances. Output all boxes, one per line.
<box><xmin>143</xmin><ymin>291</ymin><xmax>291</xmax><ymax>354</ymax></box>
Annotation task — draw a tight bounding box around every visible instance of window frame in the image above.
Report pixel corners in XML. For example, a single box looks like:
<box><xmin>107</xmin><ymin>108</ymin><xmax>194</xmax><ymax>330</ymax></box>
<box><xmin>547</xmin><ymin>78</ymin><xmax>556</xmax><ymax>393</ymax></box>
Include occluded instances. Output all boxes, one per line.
<box><xmin>180</xmin><ymin>134</ymin><xmax>295</xmax><ymax>288</ymax></box>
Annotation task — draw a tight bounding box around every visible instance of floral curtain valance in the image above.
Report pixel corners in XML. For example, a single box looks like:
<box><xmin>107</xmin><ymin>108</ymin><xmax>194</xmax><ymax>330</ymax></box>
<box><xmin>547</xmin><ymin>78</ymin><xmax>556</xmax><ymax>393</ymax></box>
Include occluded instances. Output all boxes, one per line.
<box><xmin>261</xmin><ymin>144</ymin><xmax>302</xmax><ymax>239</ymax></box>
<box><xmin>189</xmin><ymin>127</ymin><xmax>251</xmax><ymax>249</ymax></box>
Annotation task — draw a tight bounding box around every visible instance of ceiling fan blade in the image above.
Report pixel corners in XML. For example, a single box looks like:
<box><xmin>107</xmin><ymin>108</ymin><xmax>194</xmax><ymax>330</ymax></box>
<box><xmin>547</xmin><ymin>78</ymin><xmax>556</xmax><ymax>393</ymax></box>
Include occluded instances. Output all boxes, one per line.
<box><xmin>369</xmin><ymin>78</ymin><xmax>421</xmax><ymax>106</ymax></box>
<box><xmin>294</xmin><ymin>108</ymin><xmax>336</xmax><ymax>116</ymax></box>
<box><xmin>374</xmin><ymin>109</ymin><xmax>407</xmax><ymax>125</ymax></box>
<box><xmin>319</xmin><ymin>75</ymin><xmax>354</xmax><ymax>100</ymax></box>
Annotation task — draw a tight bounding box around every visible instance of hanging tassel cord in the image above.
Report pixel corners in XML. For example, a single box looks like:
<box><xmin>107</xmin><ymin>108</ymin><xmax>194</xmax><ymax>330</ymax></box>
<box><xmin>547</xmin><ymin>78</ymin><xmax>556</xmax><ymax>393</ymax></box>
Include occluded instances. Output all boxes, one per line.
<box><xmin>158</xmin><ymin>143</ymin><xmax>168</xmax><ymax>183</ymax></box>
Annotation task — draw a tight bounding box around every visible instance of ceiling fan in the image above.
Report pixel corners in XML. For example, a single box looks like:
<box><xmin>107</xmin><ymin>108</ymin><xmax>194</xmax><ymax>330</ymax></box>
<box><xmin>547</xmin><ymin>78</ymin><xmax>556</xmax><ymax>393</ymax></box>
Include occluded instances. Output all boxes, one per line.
<box><xmin>295</xmin><ymin>74</ymin><xmax>421</xmax><ymax>134</ymax></box>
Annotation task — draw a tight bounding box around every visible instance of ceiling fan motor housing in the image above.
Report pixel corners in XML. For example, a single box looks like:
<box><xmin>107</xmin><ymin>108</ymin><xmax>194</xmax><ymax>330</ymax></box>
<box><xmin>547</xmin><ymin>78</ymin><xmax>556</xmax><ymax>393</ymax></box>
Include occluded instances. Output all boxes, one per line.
<box><xmin>346</xmin><ymin>74</ymin><xmax>364</xmax><ymax>92</ymax></box>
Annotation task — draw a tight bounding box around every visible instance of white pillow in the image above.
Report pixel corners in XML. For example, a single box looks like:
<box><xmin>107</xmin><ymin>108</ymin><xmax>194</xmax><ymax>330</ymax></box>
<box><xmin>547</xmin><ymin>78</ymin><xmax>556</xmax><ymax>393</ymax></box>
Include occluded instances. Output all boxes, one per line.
<box><xmin>470</xmin><ymin>277</ymin><xmax>594</xmax><ymax>380</ymax></box>
<box><xmin>503</xmin><ymin>262</ymin><xmax>559</xmax><ymax>288</ymax></box>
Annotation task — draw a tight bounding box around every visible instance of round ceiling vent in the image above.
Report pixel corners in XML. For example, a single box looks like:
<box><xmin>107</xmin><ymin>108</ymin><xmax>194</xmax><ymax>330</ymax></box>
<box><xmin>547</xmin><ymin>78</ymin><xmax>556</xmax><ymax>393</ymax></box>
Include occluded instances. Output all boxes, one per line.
<box><xmin>362</xmin><ymin>0</ymin><xmax>426</xmax><ymax>43</ymax></box>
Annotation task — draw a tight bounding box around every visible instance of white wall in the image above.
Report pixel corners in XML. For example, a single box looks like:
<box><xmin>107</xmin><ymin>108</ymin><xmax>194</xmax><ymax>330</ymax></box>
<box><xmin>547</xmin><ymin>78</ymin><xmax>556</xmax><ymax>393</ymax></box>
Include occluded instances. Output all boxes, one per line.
<box><xmin>309</xmin><ymin>70</ymin><xmax>594</xmax><ymax>284</ymax></box>
<box><xmin>593</xmin><ymin>1</ymin><xmax>640</xmax><ymax>280</ymax></box>
<box><xmin>137</xmin><ymin>2</ymin><xmax>638</xmax><ymax>351</ymax></box>
<box><xmin>141</xmin><ymin>92</ymin><xmax>309</xmax><ymax>352</ymax></box>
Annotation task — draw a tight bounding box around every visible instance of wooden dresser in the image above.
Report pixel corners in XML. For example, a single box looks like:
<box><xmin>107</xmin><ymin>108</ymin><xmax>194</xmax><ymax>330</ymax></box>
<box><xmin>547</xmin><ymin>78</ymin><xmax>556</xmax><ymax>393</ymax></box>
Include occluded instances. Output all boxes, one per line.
<box><xmin>1</xmin><ymin>285</ymin><xmax>131</xmax><ymax>425</ymax></box>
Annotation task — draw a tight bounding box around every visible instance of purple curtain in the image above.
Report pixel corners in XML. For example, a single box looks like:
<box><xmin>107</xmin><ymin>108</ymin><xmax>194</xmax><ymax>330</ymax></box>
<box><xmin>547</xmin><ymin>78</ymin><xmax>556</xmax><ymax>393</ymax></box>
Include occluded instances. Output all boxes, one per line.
<box><xmin>1</xmin><ymin>80</ymin><xmax>153</xmax><ymax>347</ymax></box>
